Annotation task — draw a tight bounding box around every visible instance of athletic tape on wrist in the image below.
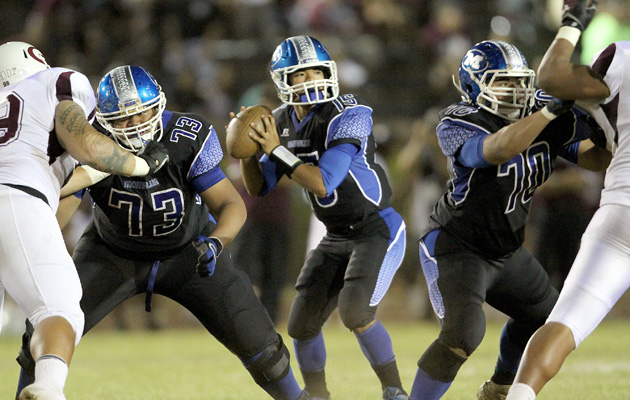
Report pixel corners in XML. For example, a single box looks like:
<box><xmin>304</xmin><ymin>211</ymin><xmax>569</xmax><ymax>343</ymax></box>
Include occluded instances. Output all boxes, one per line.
<box><xmin>82</xmin><ymin>165</ymin><xmax>110</xmax><ymax>185</ymax></box>
<box><xmin>131</xmin><ymin>156</ymin><xmax>150</xmax><ymax>176</ymax></box>
<box><xmin>541</xmin><ymin>106</ymin><xmax>559</xmax><ymax>121</ymax></box>
<box><xmin>210</xmin><ymin>237</ymin><xmax>223</xmax><ymax>257</ymax></box>
<box><xmin>556</xmin><ymin>26</ymin><xmax>581</xmax><ymax>47</ymax></box>
<box><xmin>270</xmin><ymin>145</ymin><xmax>303</xmax><ymax>176</ymax></box>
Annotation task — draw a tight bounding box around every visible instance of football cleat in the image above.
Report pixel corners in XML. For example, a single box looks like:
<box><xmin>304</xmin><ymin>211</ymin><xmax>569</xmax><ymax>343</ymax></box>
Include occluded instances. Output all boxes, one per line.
<box><xmin>19</xmin><ymin>382</ymin><xmax>66</xmax><ymax>400</ymax></box>
<box><xmin>383</xmin><ymin>386</ymin><xmax>409</xmax><ymax>400</ymax></box>
<box><xmin>477</xmin><ymin>379</ymin><xmax>510</xmax><ymax>400</ymax></box>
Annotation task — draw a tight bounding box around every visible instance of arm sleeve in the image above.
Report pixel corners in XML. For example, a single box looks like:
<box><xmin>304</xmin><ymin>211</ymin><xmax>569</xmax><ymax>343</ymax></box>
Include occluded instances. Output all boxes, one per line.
<box><xmin>190</xmin><ymin>166</ymin><xmax>227</xmax><ymax>193</ymax></box>
<box><xmin>456</xmin><ymin>134</ymin><xmax>491</xmax><ymax>168</ymax></box>
<box><xmin>258</xmin><ymin>154</ymin><xmax>281</xmax><ymax>196</ymax></box>
<box><xmin>319</xmin><ymin>143</ymin><xmax>359</xmax><ymax>195</ymax></box>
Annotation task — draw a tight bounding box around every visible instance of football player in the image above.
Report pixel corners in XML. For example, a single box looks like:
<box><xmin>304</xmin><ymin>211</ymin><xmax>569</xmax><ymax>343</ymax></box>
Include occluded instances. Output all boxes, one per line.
<box><xmin>407</xmin><ymin>39</ymin><xmax>610</xmax><ymax>400</ymax></box>
<box><xmin>506</xmin><ymin>1</ymin><xmax>630</xmax><ymax>399</ymax></box>
<box><xmin>0</xmin><ymin>42</ymin><xmax>167</xmax><ymax>400</ymax></box>
<box><xmin>239</xmin><ymin>36</ymin><xmax>409</xmax><ymax>400</ymax></box>
<box><xmin>15</xmin><ymin>65</ymin><xmax>309</xmax><ymax>400</ymax></box>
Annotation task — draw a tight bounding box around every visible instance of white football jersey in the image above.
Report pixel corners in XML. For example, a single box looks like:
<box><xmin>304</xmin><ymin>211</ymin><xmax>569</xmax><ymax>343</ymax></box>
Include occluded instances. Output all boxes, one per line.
<box><xmin>0</xmin><ymin>67</ymin><xmax>96</xmax><ymax>211</ymax></box>
<box><xmin>585</xmin><ymin>41</ymin><xmax>630</xmax><ymax>208</ymax></box>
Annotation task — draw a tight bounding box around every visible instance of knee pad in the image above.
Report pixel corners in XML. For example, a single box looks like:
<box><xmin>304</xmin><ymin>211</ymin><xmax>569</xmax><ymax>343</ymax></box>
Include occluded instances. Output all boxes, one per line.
<box><xmin>337</xmin><ymin>294</ymin><xmax>376</xmax><ymax>331</ymax></box>
<box><xmin>16</xmin><ymin>320</ymin><xmax>35</xmax><ymax>375</ymax></box>
<box><xmin>287</xmin><ymin>296</ymin><xmax>323</xmax><ymax>340</ymax></box>
<box><xmin>418</xmin><ymin>339</ymin><xmax>467</xmax><ymax>382</ymax></box>
<box><xmin>245</xmin><ymin>334</ymin><xmax>291</xmax><ymax>385</ymax></box>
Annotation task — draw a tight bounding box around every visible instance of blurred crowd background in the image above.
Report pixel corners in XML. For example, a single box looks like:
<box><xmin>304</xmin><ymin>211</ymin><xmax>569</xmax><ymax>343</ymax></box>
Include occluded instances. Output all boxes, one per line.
<box><xmin>2</xmin><ymin>0</ymin><xmax>630</xmax><ymax>333</ymax></box>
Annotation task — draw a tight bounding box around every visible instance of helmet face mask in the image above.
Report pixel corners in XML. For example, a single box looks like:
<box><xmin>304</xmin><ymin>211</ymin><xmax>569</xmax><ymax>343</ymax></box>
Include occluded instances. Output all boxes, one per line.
<box><xmin>270</xmin><ymin>36</ymin><xmax>339</xmax><ymax>105</ymax></box>
<box><xmin>96</xmin><ymin>65</ymin><xmax>166</xmax><ymax>153</ymax></box>
<box><xmin>453</xmin><ymin>40</ymin><xmax>535</xmax><ymax>121</ymax></box>
<box><xmin>0</xmin><ymin>41</ymin><xmax>50</xmax><ymax>87</ymax></box>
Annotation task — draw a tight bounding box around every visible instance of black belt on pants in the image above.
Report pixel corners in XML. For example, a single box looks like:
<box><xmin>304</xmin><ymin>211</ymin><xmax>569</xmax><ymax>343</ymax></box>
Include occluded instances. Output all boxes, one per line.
<box><xmin>0</xmin><ymin>183</ymin><xmax>49</xmax><ymax>206</ymax></box>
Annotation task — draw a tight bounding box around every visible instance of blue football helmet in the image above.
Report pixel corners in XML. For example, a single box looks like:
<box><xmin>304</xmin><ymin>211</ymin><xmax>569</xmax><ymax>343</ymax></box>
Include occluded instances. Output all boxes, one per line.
<box><xmin>454</xmin><ymin>40</ymin><xmax>536</xmax><ymax>121</ymax></box>
<box><xmin>270</xmin><ymin>36</ymin><xmax>339</xmax><ymax>105</ymax></box>
<box><xmin>96</xmin><ymin>65</ymin><xmax>166</xmax><ymax>153</ymax></box>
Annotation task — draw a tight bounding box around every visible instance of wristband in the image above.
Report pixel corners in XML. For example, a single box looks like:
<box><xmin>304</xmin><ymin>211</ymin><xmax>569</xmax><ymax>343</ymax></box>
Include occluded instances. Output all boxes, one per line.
<box><xmin>541</xmin><ymin>106</ymin><xmax>559</xmax><ymax>121</ymax></box>
<box><xmin>270</xmin><ymin>145</ymin><xmax>304</xmax><ymax>176</ymax></box>
<box><xmin>82</xmin><ymin>165</ymin><xmax>110</xmax><ymax>185</ymax></box>
<box><xmin>131</xmin><ymin>156</ymin><xmax>150</xmax><ymax>176</ymax></box>
<box><xmin>209</xmin><ymin>236</ymin><xmax>223</xmax><ymax>257</ymax></box>
<box><xmin>556</xmin><ymin>26</ymin><xmax>581</xmax><ymax>47</ymax></box>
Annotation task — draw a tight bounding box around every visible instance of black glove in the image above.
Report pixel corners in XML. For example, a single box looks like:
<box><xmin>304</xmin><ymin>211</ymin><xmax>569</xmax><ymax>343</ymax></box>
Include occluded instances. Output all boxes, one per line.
<box><xmin>545</xmin><ymin>97</ymin><xmax>575</xmax><ymax>118</ymax></box>
<box><xmin>562</xmin><ymin>0</ymin><xmax>599</xmax><ymax>31</ymax></box>
<box><xmin>192</xmin><ymin>235</ymin><xmax>223</xmax><ymax>277</ymax></box>
<box><xmin>138</xmin><ymin>140</ymin><xmax>169</xmax><ymax>174</ymax></box>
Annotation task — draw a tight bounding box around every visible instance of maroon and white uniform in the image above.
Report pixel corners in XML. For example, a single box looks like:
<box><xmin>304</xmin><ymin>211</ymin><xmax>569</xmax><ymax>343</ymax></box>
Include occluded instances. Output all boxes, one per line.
<box><xmin>0</xmin><ymin>67</ymin><xmax>92</xmax><ymax>341</ymax></box>
<box><xmin>548</xmin><ymin>42</ymin><xmax>630</xmax><ymax>346</ymax></box>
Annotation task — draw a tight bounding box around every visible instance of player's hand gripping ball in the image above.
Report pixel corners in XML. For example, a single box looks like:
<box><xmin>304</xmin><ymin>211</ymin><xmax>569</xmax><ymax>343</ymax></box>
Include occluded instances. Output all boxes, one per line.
<box><xmin>226</xmin><ymin>105</ymin><xmax>272</xmax><ymax>159</ymax></box>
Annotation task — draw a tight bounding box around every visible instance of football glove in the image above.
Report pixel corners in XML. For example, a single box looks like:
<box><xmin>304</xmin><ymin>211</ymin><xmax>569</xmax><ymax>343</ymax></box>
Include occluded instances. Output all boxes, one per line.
<box><xmin>545</xmin><ymin>97</ymin><xmax>575</xmax><ymax>117</ymax></box>
<box><xmin>138</xmin><ymin>140</ymin><xmax>169</xmax><ymax>174</ymax></box>
<box><xmin>562</xmin><ymin>0</ymin><xmax>599</xmax><ymax>32</ymax></box>
<box><xmin>192</xmin><ymin>235</ymin><xmax>223</xmax><ymax>277</ymax></box>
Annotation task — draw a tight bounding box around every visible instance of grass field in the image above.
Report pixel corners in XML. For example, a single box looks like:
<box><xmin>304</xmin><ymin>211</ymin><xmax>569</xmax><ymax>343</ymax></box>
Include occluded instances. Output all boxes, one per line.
<box><xmin>1</xmin><ymin>319</ymin><xmax>630</xmax><ymax>399</ymax></box>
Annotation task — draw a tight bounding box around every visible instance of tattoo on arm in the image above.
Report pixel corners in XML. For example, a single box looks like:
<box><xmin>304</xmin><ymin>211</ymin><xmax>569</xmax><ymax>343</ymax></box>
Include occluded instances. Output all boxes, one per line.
<box><xmin>57</xmin><ymin>101</ymin><xmax>133</xmax><ymax>174</ymax></box>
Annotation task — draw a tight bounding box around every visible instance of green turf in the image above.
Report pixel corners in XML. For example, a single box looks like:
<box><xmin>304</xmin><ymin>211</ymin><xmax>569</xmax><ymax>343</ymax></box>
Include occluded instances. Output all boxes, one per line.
<box><xmin>2</xmin><ymin>320</ymin><xmax>630</xmax><ymax>399</ymax></box>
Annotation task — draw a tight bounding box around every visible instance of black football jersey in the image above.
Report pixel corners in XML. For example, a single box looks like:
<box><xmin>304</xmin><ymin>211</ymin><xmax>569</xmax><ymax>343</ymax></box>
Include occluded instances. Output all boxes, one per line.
<box><xmin>272</xmin><ymin>94</ymin><xmax>392</xmax><ymax>234</ymax></box>
<box><xmin>88</xmin><ymin>111</ymin><xmax>222</xmax><ymax>260</ymax></box>
<box><xmin>426</xmin><ymin>102</ymin><xmax>600</xmax><ymax>257</ymax></box>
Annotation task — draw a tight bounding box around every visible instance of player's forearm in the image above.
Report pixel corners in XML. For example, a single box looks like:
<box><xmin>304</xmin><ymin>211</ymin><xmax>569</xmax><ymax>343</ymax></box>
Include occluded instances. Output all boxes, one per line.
<box><xmin>240</xmin><ymin>157</ymin><xmax>264</xmax><ymax>196</ymax></box>
<box><xmin>56</xmin><ymin>195</ymin><xmax>82</xmax><ymax>230</ymax></box>
<box><xmin>483</xmin><ymin>112</ymin><xmax>550</xmax><ymax>165</ymax></box>
<box><xmin>538</xmin><ymin>28</ymin><xmax>609</xmax><ymax>100</ymax></box>
<box><xmin>209</xmin><ymin>199</ymin><xmax>247</xmax><ymax>247</ymax></box>
<box><xmin>537</xmin><ymin>34</ymin><xmax>578</xmax><ymax>97</ymax></box>
<box><xmin>55</xmin><ymin>100</ymin><xmax>147</xmax><ymax>176</ymax></box>
<box><xmin>291</xmin><ymin>164</ymin><xmax>328</xmax><ymax>198</ymax></box>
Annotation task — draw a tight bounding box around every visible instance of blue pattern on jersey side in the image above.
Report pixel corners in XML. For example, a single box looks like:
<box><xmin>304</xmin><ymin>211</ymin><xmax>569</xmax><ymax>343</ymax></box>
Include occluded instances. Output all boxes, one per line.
<box><xmin>327</xmin><ymin>105</ymin><xmax>372</xmax><ymax>146</ymax></box>
<box><xmin>187</xmin><ymin>125</ymin><xmax>223</xmax><ymax>180</ymax></box>
<box><xmin>437</xmin><ymin>118</ymin><xmax>490</xmax><ymax>156</ymax></box>
<box><xmin>449</xmin><ymin>167</ymin><xmax>476</xmax><ymax>204</ymax></box>
<box><xmin>419</xmin><ymin>230</ymin><xmax>445</xmax><ymax>319</ymax></box>
<box><xmin>370</xmin><ymin>208</ymin><xmax>406</xmax><ymax>306</ymax></box>
<box><xmin>348</xmin><ymin>139</ymin><xmax>382</xmax><ymax>206</ymax></box>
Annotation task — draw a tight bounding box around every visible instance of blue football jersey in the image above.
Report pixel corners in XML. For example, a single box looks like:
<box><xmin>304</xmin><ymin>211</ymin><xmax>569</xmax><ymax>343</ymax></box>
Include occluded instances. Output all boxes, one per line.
<box><xmin>88</xmin><ymin>111</ymin><xmax>222</xmax><ymax>260</ymax></box>
<box><xmin>426</xmin><ymin>102</ymin><xmax>600</xmax><ymax>257</ymax></box>
<box><xmin>270</xmin><ymin>94</ymin><xmax>392</xmax><ymax>234</ymax></box>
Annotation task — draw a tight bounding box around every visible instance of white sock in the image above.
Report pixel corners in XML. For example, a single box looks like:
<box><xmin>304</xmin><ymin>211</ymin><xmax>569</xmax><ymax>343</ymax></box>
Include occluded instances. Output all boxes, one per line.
<box><xmin>35</xmin><ymin>355</ymin><xmax>68</xmax><ymax>390</ymax></box>
<box><xmin>506</xmin><ymin>383</ymin><xmax>536</xmax><ymax>400</ymax></box>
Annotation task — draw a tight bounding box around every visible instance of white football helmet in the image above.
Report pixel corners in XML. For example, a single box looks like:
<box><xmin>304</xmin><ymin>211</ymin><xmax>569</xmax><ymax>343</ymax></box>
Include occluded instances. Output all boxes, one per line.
<box><xmin>0</xmin><ymin>41</ymin><xmax>50</xmax><ymax>88</ymax></box>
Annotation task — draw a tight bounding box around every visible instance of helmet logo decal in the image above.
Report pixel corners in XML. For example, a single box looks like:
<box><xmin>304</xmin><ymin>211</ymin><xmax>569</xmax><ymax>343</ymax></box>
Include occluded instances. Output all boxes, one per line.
<box><xmin>271</xmin><ymin>46</ymin><xmax>283</xmax><ymax>68</ymax></box>
<box><xmin>290</xmin><ymin>36</ymin><xmax>318</xmax><ymax>65</ymax></box>
<box><xmin>26</xmin><ymin>46</ymin><xmax>47</xmax><ymax>65</ymax></box>
<box><xmin>111</xmin><ymin>66</ymin><xmax>140</xmax><ymax>110</ymax></box>
<box><xmin>462</xmin><ymin>50</ymin><xmax>488</xmax><ymax>73</ymax></box>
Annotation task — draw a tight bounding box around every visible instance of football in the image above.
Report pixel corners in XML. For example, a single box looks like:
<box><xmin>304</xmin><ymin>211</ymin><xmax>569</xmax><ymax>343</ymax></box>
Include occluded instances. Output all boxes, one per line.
<box><xmin>225</xmin><ymin>105</ymin><xmax>272</xmax><ymax>159</ymax></box>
